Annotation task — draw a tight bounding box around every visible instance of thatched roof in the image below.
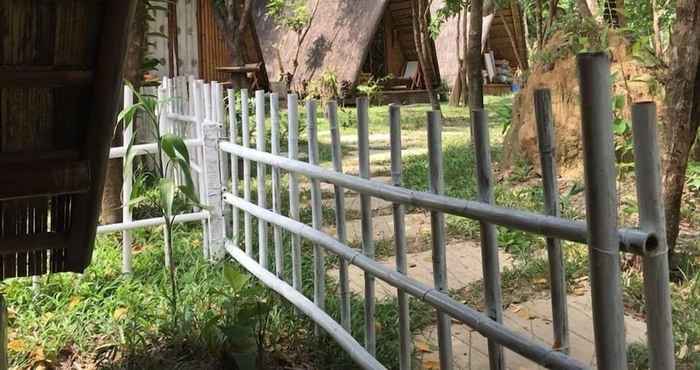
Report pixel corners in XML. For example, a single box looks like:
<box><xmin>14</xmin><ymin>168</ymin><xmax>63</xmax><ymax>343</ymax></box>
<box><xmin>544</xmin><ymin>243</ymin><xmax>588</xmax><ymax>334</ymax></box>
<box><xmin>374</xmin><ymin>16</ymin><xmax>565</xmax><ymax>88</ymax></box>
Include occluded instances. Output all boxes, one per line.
<box><xmin>254</xmin><ymin>0</ymin><xmax>388</xmax><ymax>86</ymax></box>
<box><xmin>433</xmin><ymin>0</ymin><xmax>528</xmax><ymax>87</ymax></box>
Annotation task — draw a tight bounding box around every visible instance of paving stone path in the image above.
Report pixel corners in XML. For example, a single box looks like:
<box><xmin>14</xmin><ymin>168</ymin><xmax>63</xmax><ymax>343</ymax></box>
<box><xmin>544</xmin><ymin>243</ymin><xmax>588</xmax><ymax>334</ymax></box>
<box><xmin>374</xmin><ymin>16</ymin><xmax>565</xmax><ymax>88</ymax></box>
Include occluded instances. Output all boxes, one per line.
<box><xmin>317</xmin><ymin>137</ymin><xmax>647</xmax><ymax>369</ymax></box>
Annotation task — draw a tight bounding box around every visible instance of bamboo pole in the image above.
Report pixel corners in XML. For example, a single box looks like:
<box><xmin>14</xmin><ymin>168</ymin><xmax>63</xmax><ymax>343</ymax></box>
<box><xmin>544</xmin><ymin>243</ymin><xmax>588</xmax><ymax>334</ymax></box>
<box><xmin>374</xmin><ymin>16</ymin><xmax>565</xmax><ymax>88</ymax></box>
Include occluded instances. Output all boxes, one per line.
<box><xmin>389</xmin><ymin>104</ymin><xmax>411</xmax><ymax>370</ymax></box>
<box><xmin>227</xmin><ymin>89</ymin><xmax>240</xmax><ymax>245</ymax></box>
<box><xmin>255</xmin><ymin>90</ymin><xmax>269</xmax><ymax>267</ymax></box>
<box><xmin>327</xmin><ymin>100</ymin><xmax>351</xmax><ymax>331</ymax></box>
<box><xmin>631</xmin><ymin>102</ymin><xmax>675</xmax><ymax>370</ymax></box>
<box><xmin>577</xmin><ymin>52</ymin><xmax>627</xmax><ymax>369</ymax></box>
<box><xmin>288</xmin><ymin>94</ymin><xmax>302</xmax><ymax>293</ymax></box>
<box><xmin>427</xmin><ymin>111</ymin><xmax>453</xmax><ymax>369</ymax></box>
<box><xmin>241</xmin><ymin>89</ymin><xmax>253</xmax><ymax>257</ymax></box>
<box><xmin>270</xmin><ymin>93</ymin><xmax>284</xmax><ymax>278</ymax></box>
<box><xmin>534</xmin><ymin>89</ymin><xmax>569</xmax><ymax>353</ymax></box>
<box><xmin>471</xmin><ymin>109</ymin><xmax>505</xmax><ymax>369</ymax></box>
<box><xmin>307</xmin><ymin>99</ymin><xmax>325</xmax><ymax>334</ymax></box>
<box><xmin>357</xmin><ymin>97</ymin><xmax>376</xmax><ymax>355</ymax></box>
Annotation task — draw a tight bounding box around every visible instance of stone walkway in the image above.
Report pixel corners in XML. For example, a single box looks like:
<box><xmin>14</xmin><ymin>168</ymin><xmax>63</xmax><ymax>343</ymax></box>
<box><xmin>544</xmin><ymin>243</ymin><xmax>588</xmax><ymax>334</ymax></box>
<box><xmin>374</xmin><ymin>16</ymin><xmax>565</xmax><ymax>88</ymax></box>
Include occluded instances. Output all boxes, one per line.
<box><xmin>317</xmin><ymin>135</ymin><xmax>647</xmax><ymax>369</ymax></box>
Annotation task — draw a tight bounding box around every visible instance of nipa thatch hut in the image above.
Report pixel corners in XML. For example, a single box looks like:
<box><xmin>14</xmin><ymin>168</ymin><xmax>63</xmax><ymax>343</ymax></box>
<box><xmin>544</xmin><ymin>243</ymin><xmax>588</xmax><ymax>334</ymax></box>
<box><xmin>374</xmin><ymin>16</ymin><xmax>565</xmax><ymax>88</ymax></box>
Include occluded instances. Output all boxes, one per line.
<box><xmin>433</xmin><ymin>0</ymin><xmax>529</xmax><ymax>95</ymax></box>
<box><xmin>253</xmin><ymin>0</ymin><xmax>442</xmax><ymax>104</ymax></box>
<box><xmin>0</xmin><ymin>1</ymin><xmax>136</xmax><ymax>278</ymax></box>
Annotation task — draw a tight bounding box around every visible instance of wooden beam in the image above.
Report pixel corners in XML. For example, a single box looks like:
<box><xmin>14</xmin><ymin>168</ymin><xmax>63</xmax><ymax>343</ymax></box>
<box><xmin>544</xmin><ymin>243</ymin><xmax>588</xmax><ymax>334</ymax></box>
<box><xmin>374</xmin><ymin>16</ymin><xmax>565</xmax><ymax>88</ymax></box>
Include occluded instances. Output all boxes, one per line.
<box><xmin>0</xmin><ymin>160</ymin><xmax>90</xmax><ymax>201</ymax></box>
<box><xmin>69</xmin><ymin>0</ymin><xmax>138</xmax><ymax>272</ymax></box>
<box><xmin>0</xmin><ymin>70</ymin><xmax>93</xmax><ymax>88</ymax></box>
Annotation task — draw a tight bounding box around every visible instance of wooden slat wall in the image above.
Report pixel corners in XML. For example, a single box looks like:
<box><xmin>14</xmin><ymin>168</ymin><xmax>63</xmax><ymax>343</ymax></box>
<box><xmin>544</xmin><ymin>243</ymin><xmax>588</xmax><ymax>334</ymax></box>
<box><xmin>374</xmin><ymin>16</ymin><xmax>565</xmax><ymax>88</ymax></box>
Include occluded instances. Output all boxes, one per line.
<box><xmin>197</xmin><ymin>0</ymin><xmax>232</xmax><ymax>82</ymax></box>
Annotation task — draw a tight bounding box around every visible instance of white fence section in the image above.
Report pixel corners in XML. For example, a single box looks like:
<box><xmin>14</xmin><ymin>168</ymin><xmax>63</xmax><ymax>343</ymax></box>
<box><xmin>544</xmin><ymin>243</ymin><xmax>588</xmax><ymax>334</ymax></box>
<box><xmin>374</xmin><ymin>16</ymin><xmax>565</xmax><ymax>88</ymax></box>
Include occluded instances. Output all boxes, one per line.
<box><xmin>97</xmin><ymin>77</ymin><xmax>226</xmax><ymax>272</ymax></box>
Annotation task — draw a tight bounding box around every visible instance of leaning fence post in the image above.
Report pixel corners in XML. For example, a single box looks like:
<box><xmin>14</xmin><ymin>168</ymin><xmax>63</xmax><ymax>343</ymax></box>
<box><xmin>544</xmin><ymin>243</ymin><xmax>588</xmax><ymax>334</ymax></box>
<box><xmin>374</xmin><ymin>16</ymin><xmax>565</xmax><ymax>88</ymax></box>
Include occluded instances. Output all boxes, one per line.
<box><xmin>122</xmin><ymin>85</ymin><xmax>134</xmax><ymax>275</ymax></box>
<box><xmin>534</xmin><ymin>89</ymin><xmax>569</xmax><ymax>353</ymax></box>
<box><xmin>327</xmin><ymin>100</ymin><xmax>351</xmax><ymax>331</ymax></box>
<box><xmin>631</xmin><ymin>102</ymin><xmax>675</xmax><ymax>370</ymax></box>
<box><xmin>427</xmin><ymin>111</ymin><xmax>454</xmax><ymax>370</ymax></box>
<box><xmin>307</xmin><ymin>99</ymin><xmax>326</xmax><ymax>335</ymax></box>
<box><xmin>357</xmin><ymin>97</ymin><xmax>376</xmax><ymax>355</ymax></box>
<box><xmin>270</xmin><ymin>93</ymin><xmax>284</xmax><ymax>278</ymax></box>
<box><xmin>288</xmin><ymin>94</ymin><xmax>302</xmax><ymax>293</ymax></box>
<box><xmin>241</xmin><ymin>89</ymin><xmax>253</xmax><ymax>257</ymax></box>
<box><xmin>471</xmin><ymin>109</ymin><xmax>505</xmax><ymax>370</ymax></box>
<box><xmin>389</xmin><ymin>104</ymin><xmax>411</xmax><ymax>370</ymax></box>
<box><xmin>577</xmin><ymin>52</ymin><xmax>627</xmax><ymax>369</ymax></box>
<box><xmin>255</xmin><ymin>90</ymin><xmax>269</xmax><ymax>268</ymax></box>
<box><xmin>228</xmin><ymin>89</ymin><xmax>240</xmax><ymax>245</ymax></box>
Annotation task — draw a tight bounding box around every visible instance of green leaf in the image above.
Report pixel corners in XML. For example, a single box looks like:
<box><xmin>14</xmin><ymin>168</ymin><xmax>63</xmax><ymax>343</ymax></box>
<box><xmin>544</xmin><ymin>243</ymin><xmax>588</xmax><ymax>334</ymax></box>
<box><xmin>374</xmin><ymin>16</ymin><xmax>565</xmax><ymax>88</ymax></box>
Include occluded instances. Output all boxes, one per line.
<box><xmin>613</xmin><ymin>95</ymin><xmax>626</xmax><ymax>111</ymax></box>
<box><xmin>161</xmin><ymin>134</ymin><xmax>191</xmax><ymax>163</ymax></box>
<box><xmin>223</xmin><ymin>265</ymin><xmax>249</xmax><ymax>294</ymax></box>
<box><xmin>158</xmin><ymin>178</ymin><xmax>176</xmax><ymax>219</ymax></box>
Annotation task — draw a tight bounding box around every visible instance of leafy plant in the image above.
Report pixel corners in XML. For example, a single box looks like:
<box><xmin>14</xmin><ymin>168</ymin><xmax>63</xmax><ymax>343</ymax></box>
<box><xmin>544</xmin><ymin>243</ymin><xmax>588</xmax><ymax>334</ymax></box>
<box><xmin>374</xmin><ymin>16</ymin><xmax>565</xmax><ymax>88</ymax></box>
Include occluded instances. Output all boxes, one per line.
<box><xmin>119</xmin><ymin>83</ymin><xmax>201</xmax><ymax>325</ymax></box>
<box><xmin>307</xmin><ymin>70</ymin><xmax>340</xmax><ymax>102</ymax></box>
<box><xmin>201</xmin><ymin>265</ymin><xmax>272</xmax><ymax>368</ymax></box>
<box><xmin>356</xmin><ymin>75</ymin><xmax>390</xmax><ymax>106</ymax></box>
<box><xmin>687</xmin><ymin>161</ymin><xmax>700</xmax><ymax>193</ymax></box>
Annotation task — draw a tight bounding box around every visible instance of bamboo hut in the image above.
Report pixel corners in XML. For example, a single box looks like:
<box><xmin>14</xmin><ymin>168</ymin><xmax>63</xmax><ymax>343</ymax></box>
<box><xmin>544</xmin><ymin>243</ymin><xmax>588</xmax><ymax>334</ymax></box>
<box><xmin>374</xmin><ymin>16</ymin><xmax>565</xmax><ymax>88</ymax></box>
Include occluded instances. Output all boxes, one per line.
<box><xmin>433</xmin><ymin>0</ymin><xmax>529</xmax><ymax>95</ymax></box>
<box><xmin>0</xmin><ymin>1</ymin><xmax>136</xmax><ymax>278</ymax></box>
<box><xmin>253</xmin><ymin>0</ymin><xmax>442</xmax><ymax>104</ymax></box>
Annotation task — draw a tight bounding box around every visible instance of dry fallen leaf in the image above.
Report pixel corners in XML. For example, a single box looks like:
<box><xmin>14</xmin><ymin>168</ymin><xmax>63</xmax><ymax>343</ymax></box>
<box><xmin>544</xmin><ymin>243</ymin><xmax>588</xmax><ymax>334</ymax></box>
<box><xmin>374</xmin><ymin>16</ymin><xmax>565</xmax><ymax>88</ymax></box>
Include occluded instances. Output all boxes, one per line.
<box><xmin>421</xmin><ymin>359</ymin><xmax>440</xmax><ymax>369</ymax></box>
<box><xmin>414</xmin><ymin>340</ymin><xmax>433</xmax><ymax>353</ymax></box>
<box><xmin>8</xmin><ymin>338</ymin><xmax>25</xmax><ymax>352</ymax></box>
<box><xmin>113</xmin><ymin>307</ymin><xmax>128</xmax><ymax>320</ymax></box>
<box><xmin>68</xmin><ymin>296</ymin><xmax>81</xmax><ymax>309</ymax></box>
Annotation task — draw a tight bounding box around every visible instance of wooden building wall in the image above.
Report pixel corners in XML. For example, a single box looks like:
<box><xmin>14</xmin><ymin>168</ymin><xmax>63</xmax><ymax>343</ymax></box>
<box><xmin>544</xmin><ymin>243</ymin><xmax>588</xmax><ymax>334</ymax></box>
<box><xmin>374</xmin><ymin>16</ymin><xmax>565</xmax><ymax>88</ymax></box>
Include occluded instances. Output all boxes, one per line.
<box><xmin>197</xmin><ymin>0</ymin><xmax>232</xmax><ymax>83</ymax></box>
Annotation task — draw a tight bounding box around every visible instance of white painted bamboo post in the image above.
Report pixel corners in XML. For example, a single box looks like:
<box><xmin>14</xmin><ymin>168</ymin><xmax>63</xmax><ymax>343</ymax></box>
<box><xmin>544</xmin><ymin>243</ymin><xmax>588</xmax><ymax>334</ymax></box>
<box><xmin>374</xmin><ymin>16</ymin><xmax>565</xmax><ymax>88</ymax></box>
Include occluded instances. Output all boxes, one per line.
<box><xmin>270</xmin><ymin>93</ymin><xmax>284</xmax><ymax>278</ymax></box>
<box><xmin>241</xmin><ymin>89</ymin><xmax>254</xmax><ymax>257</ymax></box>
<box><xmin>122</xmin><ymin>85</ymin><xmax>134</xmax><ymax>274</ymax></box>
<box><xmin>203</xmin><ymin>84</ymin><xmax>226</xmax><ymax>261</ymax></box>
<box><xmin>214</xmin><ymin>82</ymin><xmax>230</xmax><ymax>191</ymax></box>
<box><xmin>228</xmin><ymin>89</ymin><xmax>240</xmax><ymax>245</ymax></box>
<box><xmin>193</xmin><ymin>80</ymin><xmax>210</xmax><ymax>257</ymax></box>
<box><xmin>288</xmin><ymin>94</ymin><xmax>302</xmax><ymax>292</ymax></box>
<box><xmin>255</xmin><ymin>90</ymin><xmax>269</xmax><ymax>268</ymax></box>
<box><xmin>307</xmin><ymin>99</ymin><xmax>325</xmax><ymax>336</ymax></box>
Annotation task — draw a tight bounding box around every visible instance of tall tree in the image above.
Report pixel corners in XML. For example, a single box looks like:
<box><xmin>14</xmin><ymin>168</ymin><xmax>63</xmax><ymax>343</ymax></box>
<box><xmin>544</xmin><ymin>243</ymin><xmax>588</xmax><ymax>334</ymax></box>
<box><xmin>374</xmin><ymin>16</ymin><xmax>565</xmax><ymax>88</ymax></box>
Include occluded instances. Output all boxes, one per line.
<box><xmin>211</xmin><ymin>0</ymin><xmax>255</xmax><ymax>89</ymax></box>
<box><xmin>467</xmin><ymin>0</ymin><xmax>485</xmax><ymax>110</ymax></box>
<box><xmin>411</xmin><ymin>0</ymin><xmax>442</xmax><ymax>111</ymax></box>
<box><xmin>662</xmin><ymin>0</ymin><xmax>700</xmax><ymax>259</ymax></box>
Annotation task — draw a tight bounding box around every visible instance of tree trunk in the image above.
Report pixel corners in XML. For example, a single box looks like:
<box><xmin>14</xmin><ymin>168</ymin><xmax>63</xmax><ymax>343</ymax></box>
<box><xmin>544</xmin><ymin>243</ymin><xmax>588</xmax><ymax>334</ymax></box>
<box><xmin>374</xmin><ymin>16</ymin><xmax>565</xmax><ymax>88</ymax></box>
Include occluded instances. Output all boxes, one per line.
<box><xmin>449</xmin><ymin>11</ymin><xmax>463</xmax><ymax>106</ymax></box>
<box><xmin>411</xmin><ymin>0</ymin><xmax>441</xmax><ymax>111</ymax></box>
<box><xmin>576</xmin><ymin>0</ymin><xmax>594</xmax><ymax>19</ymax></box>
<box><xmin>468</xmin><ymin>0</ymin><xmax>484</xmax><ymax>110</ymax></box>
<box><xmin>101</xmin><ymin>0</ymin><xmax>147</xmax><ymax>225</ymax></box>
<box><xmin>662</xmin><ymin>0</ymin><xmax>700</xmax><ymax>262</ymax></box>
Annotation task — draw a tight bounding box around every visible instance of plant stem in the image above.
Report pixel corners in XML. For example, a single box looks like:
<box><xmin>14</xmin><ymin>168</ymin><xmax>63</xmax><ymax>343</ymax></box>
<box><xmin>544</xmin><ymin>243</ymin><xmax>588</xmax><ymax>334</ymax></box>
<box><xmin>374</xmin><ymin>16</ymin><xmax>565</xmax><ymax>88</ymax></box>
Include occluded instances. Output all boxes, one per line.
<box><xmin>164</xmin><ymin>218</ymin><xmax>178</xmax><ymax>326</ymax></box>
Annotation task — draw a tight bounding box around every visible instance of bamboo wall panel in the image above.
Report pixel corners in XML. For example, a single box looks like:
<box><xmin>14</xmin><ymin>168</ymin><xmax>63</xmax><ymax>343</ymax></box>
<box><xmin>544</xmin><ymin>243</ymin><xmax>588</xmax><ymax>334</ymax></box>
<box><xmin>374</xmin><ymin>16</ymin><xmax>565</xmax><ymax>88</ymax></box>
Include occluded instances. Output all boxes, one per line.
<box><xmin>0</xmin><ymin>0</ymin><xmax>109</xmax><ymax>279</ymax></box>
<box><xmin>197</xmin><ymin>0</ymin><xmax>232</xmax><ymax>82</ymax></box>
